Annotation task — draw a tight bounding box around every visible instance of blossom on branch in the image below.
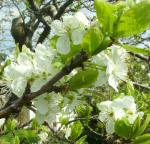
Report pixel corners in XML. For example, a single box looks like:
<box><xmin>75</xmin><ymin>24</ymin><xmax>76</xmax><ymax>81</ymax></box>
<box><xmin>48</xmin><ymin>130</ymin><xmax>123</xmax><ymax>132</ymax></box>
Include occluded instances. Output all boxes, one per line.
<box><xmin>51</xmin><ymin>12</ymin><xmax>89</xmax><ymax>54</ymax></box>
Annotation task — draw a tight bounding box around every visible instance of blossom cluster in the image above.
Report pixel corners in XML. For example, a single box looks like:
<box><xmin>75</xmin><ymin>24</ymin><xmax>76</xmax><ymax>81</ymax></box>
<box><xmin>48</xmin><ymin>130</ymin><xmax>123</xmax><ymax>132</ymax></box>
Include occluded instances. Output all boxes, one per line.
<box><xmin>3</xmin><ymin>44</ymin><xmax>58</xmax><ymax>97</ymax></box>
<box><xmin>51</xmin><ymin>12</ymin><xmax>89</xmax><ymax>54</ymax></box>
<box><xmin>92</xmin><ymin>45</ymin><xmax>128</xmax><ymax>91</ymax></box>
<box><xmin>34</xmin><ymin>91</ymin><xmax>84</xmax><ymax>125</ymax></box>
<box><xmin>97</xmin><ymin>96</ymin><xmax>144</xmax><ymax>134</ymax></box>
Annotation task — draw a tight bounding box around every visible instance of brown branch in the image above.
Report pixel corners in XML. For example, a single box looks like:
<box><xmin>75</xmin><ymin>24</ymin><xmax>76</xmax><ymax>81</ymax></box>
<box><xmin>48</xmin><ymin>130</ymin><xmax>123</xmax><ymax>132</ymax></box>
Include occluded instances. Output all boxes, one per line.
<box><xmin>0</xmin><ymin>51</ymin><xmax>88</xmax><ymax>118</ymax></box>
<box><xmin>54</xmin><ymin>0</ymin><xmax>74</xmax><ymax>20</ymax></box>
<box><xmin>132</xmin><ymin>82</ymin><xmax>150</xmax><ymax>90</ymax></box>
<box><xmin>129</xmin><ymin>52</ymin><xmax>149</xmax><ymax>61</ymax></box>
<box><xmin>37</xmin><ymin>0</ymin><xmax>75</xmax><ymax>44</ymax></box>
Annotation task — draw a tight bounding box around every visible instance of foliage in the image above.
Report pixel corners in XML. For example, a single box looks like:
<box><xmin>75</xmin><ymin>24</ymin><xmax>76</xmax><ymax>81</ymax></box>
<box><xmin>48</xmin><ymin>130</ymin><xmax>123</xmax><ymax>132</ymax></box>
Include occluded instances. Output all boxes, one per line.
<box><xmin>0</xmin><ymin>0</ymin><xmax>150</xmax><ymax>144</ymax></box>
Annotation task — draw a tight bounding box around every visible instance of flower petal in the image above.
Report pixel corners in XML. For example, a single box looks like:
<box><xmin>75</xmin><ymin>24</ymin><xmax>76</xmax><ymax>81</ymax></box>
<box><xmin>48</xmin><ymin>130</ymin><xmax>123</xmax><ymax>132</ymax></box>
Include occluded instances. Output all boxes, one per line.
<box><xmin>31</xmin><ymin>78</ymin><xmax>48</xmax><ymax>92</ymax></box>
<box><xmin>51</xmin><ymin>20</ymin><xmax>66</xmax><ymax>36</ymax></box>
<box><xmin>75</xmin><ymin>12</ymin><xmax>89</xmax><ymax>26</ymax></box>
<box><xmin>106</xmin><ymin>119</ymin><xmax>115</xmax><ymax>134</ymax></box>
<box><xmin>97</xmin><ymin>101</ymin><xmax>113</xmax><ymax>111</ymax></box>
<box><xmin>98</xmin><ymin>112</ymin><xmax>109</xmax><ymax>122</ymax></box>
<box><xmin>56</xmin><ymin>35</ymin><xmax>70</xmax><ymax>54</ymax></box>
<box><xmin>34</xmin><ymin>96</ymin><xmax>49</xmax><ymax>115</ymax></box>
<box><xmin>11</xmin><ymin>77</ymin><xmax>27</xmax><ymax>97</ymax></box>
<box><xmin>108</xmin><ymin>74</ymin><xmax>118</xmax><ymax>92</ymax></box>
<box><xmin>71</xmin><ymin>30</ymin><xmax>85</xmax><ymax>45</ymax></box>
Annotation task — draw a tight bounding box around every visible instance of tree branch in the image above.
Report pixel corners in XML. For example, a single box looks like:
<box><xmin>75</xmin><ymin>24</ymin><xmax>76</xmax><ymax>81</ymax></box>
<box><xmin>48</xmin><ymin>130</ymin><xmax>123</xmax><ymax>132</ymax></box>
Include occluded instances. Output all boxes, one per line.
<box><xmin>129</xmin><ymin>52</ymin><xmax>149</xmax><ymax>61</ymax></box>
<box><xmin>0</xmin><ymin>51</ymin><xmax>88</xmax><ymax>118</ymax></box>
<box><xmin>54</xmin><ymin>0</ymin><xmax>74</xmax><ymax>20</ymax></box>
<box><xmin>37</xmin><ymin>0</ymin><xmax>75</xmax><ymax>44</ymax></box>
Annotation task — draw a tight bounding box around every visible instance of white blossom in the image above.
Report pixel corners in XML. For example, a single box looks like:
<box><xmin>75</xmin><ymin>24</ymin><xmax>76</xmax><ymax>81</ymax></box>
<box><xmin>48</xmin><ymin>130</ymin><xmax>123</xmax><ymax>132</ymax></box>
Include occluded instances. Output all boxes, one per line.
<box><xmin>97</xmin><ymin>100</ymin><xmax>125</xmax><ymax>134</ymax></box>
<box><xmin>97</xmin><ymin>96</ymin><xmax>144</xmax><ymax>134</ymax></box>
<box><xmin>51</xmin><ymin>12</ymin><xmax>89</xmax><ymax>54</ymax></box>
<box><xmin>92</xmin><ymin>45</ymin><xmax>128</xmax><ymax>91</ymax></box>
<box><xmin>105</xmin><ymin>46</ymin><xmax>128</xmax><ymax>92</ymax></box>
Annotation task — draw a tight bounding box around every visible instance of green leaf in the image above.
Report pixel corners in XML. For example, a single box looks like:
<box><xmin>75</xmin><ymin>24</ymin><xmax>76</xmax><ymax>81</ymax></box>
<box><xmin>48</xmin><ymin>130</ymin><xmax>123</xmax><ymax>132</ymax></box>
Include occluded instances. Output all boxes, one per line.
<box><xmin>0</xmin><ymin>134</ymin><xmax>14</xmax><ymax>144</ymax></box>
<box><xmin>31</xmin><ymin>118</ymin><xmax>39</xmax><ymax>129</ymax></box>
<box><xmin>131</xmin><ymin>116</ymin><xmax>141</xmax><ymax>138</ymax></box>
<box><xmin>126</xmin><ymin>81</ymin><xmax>135</xmax><ymax>96</ymax></box>
<box><xmin>75</xmin><ymin>135</ymin><xmax>87</xmax><ymax>144</ymax></box>
<box><xmin>121</xmin><ymin>45</ymin><xmax>150</xmax><ymax>56</ymax></box>
<box><xmin>98</xmin><ymin>36</ymin><xmax>111</xmax><ymax>53</ymax></box>
<box><xmin>61</xmin><ymin>44</ymin><xmax>81</xmax><ymax>63</ymax></box>
<box><xmin>15</xmin><ymin>129</ymin><xmax>40</xmax><ymax>143</ymax></box>
<box><xmin>137</xmin><ymin>114</ymin><xmax>150</xmax><ymax>136</ymax></box>
<box><xmin>115</xmin><ymin>119</ymin><xmax>132</xmax><ymax>139</ymax></box>
<box><xmin>4</xmin><ymin>119</ymin><xmax>17</xmax><ymax>132</ymax></box>
<box><xmin>94</xmin><ymin>0</ymin><xmax>116</xmax><ymax>35</ymax></box>
<box><xmin>60</xmin><ymin>117</ymin><xmax>69</xmax><ymax>125</ymax></box>
<box><xmin>69</xmin><ymin>68</ymin><xmax>99</xmax><ymax>90</ymax></box>
<box><xmin>133</xmin><ymin>134</ymin><xmax>150</xmax><ymax>144</ymax></box>
<box><xmin>76</xmin><ymin>105</ymin><xmax>93</xmax><ymax>118</ymax></box>
<box><xmin>114</xmin><ymin>1</ymin><xmax>150</xmax><ymax>37</ymax></box>
<box><xmin>13</xmin><ymin>136</ymin><xmax>20</xmax><ymax>144</ymax></box>
<box><xmin>82</xmin><ymin>26</ymin><xmax>104</xmax><ymax>55</ymax></box>
<box><xmin>69</xmin><ymin>121</ymin><xmax>83</xmax><ymax>141</ymax></box>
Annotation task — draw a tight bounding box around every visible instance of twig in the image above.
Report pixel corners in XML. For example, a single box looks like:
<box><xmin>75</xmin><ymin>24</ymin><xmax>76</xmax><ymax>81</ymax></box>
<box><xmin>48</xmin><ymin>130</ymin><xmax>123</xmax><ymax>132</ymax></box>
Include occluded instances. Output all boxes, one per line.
<box><xmin>44</xmin><ymin>121</ymin><xmax>72</xmax><ymax>144</ymax></box>
<box><xmin>132</xmin><ymin>82</ymin><xmax>150</xmax><ymax>90</ymax></box>
<box><xmin>11</xmin><ymin>0</ymin><xmax>25</xmax><ymax>22</ymax></box>
<box><xmin>0</xmin><ymin>51</ymin><xmax>88</xmax><ymax>118</ymax></box>
<box><xmin>129</xmin><ymin>52</ymin><xmax>149</xmax><ymax>61</ymax></box>
<box><xmin>54</xmin><ymin>0</ymin><xmax>74</xmax><ymax>19</ymax></box>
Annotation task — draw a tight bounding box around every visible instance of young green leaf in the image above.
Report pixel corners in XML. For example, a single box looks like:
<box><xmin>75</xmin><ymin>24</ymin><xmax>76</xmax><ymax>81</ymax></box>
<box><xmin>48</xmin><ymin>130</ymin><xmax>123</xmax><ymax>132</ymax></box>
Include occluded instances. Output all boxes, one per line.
<box><xmin>69</xmin><ymin>68</ymin><xmax>99</xmax><ymax>90</ymax></box>
<box><xmin>121</xmin><ymin>45</ymin><xmax>150</xmax><ymax>56</ymax></box>
<box><xmin>82</xmin><ymin>26</ymin><xmax>104</xmax><ymax>55</ymax></box>
<box><xmin>115</xmin><ymin>119</ymin><xmax>132</xmax><ymax>139</ymax></box>
<box><xmin>126</xmin><ymin>81</ymin><xmax>135</xmax><ymax>96</ymax></box>
<box><xmin>4</xmin><ymin>119</ymin><xmax>17</xmax><ymax>132</ymax></box>
<box><xmin>114</xmin><ymin>1</ymin><xmax>150</xmax><ymax>38</ymax></box>
<box><xmin>137</xmin><ymin>114</ymin><xmax>150</xmax><ymax>136</ymax></box>
<box><xmin>133</xmin><ymin>134</ymin><xmax>150</xmax><ymax>144</ymax></box>
<box><xmin>131</xmin><ymin>116</ymin><xmax>141</xmax><ymax>139</ymax></box>
<box><xmin>68</xmin><ymin>121</ymin><xmax>83</xmax><ymax>141</ymax></box>
<box><xmin>94</xmin><ymin>0</ymin><xmax>116</xmax><ymax>35</ymax></box>
<box><xmin>75</xmin><ymin>135</ymin><xmax>87</xmax><ymax>144</ymax></box>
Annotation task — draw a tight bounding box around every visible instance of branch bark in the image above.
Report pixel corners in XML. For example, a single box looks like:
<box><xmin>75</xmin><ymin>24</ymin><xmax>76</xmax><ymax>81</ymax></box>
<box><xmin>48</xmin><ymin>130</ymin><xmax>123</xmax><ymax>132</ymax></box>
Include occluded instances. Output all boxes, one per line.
<box><xmin>0</xmin><ymin>51</ymin><xmax>88</xmax><ymax>118</ymax></box>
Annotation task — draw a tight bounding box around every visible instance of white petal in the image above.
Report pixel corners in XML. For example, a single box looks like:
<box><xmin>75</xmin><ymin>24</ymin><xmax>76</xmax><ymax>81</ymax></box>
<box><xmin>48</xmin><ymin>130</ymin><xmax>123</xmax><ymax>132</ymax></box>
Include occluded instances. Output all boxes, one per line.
<box><xmin>108</xmin><ymin>74</ymin><xmax>118</xmax><ymax>92</ymax></box>
<box><xmin>75</xmin><ymin>12</ymin><xmax>89</xmax><ymax>26</ymax></box>
<box><xmin>0</xmin><ymin>119</ymin><xmax>5</xmax><ymax>126</ymax></box>
<box><xmin>98</xmin><ymin>112</ymin><xmax>109</xmax><ymax>122</ymax></box>
<box><xmin>34</xmin><ymin>96</ymin><xmax>49</xmax><ymax>115</ymax></box>
<box><xmin>114</xmin><ymin>109</ymin><xmax>125</xmax><ymax>120</ymax></box>
<box><xmin>47</xmin><ymin>112</ymin><xmax>57</xmax><ymax>123</ymax></box>
<box><xmin>56</xmin><ymin>35</ymin><xmax>70</xmax><ymax>54</ymax></box>
<box><xmin>51</xmin><ymin>20</ymin><xmax>66</xmax><ymax>36</ymax></box>
<box><xmin>138</xmin><ymin>112</ymin><xmax>144</xmax><ymax>118</ymax></box>
<box><xmin>127</xmin><ymin>114</ymin><xmax>138</xmax><ymax>124</ymax></box>
<box><xmin>11</xmin><ymin>77</ymin><xmax>27</xmax><ymax>97</ymax></box>
<box><xmin>97</xmin><ymin>101</ymin><xmax>113</xmax><ymax>111</ymax></box>
<box><xmin>63</xmin><ymin>15</ymin><xmax>74</xmax><ymax>28</ymax></box>
<box><xmin>65</xmin><ymin>127</ymin><xmax>71</xmax><ymax>139</ymax></box>
<box><xmin>71</xmin><ymin>30</ymin><xmax>85</xmax><ymax>45</ymax></box>
<box><xmin>94</xmin><ymin>71</ymin><xmax>107</xmax><ymax>87</ymax></box>
<box><xmin>4</xmin><ymin>65</ymin><xmax>20</xmax><ymax>80</ymax></box>
<box><xmin>31</xmin><ymin>78</ymin><xmax>48</xmax><ymax>92</ymax></box>
<box><xmin>36</xmin><ymin>112</ymin><xmax>45</xmax><ymax>124</ymax></box>
<box><xmin>106</xmin><ymin>119</ymin><xmax>115</xmax><ymax>134</ymax></box>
